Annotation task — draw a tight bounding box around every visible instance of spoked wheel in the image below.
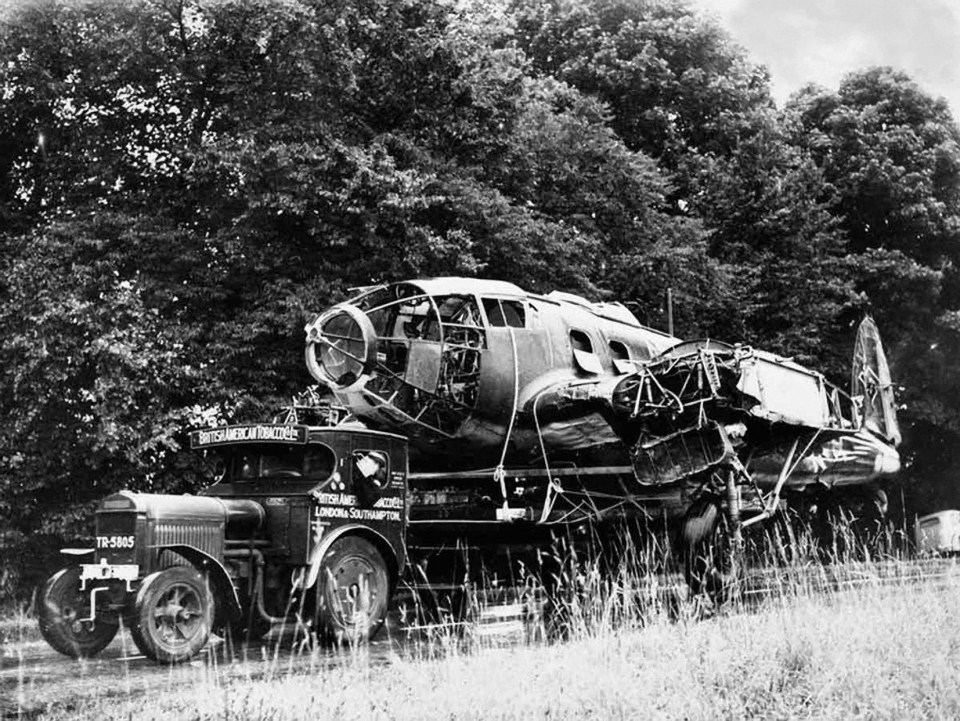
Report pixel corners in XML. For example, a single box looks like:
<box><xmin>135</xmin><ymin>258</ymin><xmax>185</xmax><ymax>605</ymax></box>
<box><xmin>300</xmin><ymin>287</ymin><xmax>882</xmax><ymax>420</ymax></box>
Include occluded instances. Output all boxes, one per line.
<box><xmin>38</xmin><ymin>567</ymin><xmax>119</xmax><ymax>658</ymax></box>
<box><xmin>130</xmin><ymin>566</ymin><xmax>213</xmax><ymax>663</ymax></box>
<box><xmin>315</xmin><ymin>536</ymin><xmax>390</xmax><ymax>644</ymax></box>
<box><xmin>682</xmin><ymin>497</ymin><xmax>741</xmax><ymax>603</ymax></box>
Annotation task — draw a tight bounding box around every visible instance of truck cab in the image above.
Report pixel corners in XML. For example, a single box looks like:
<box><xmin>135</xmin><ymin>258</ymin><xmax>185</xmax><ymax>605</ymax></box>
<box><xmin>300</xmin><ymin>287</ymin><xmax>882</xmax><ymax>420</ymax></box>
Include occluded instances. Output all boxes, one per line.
<box><xmin>38</xmin><ymin>423</ymin><xmax>408</xmax><ymax>663</ymax></box>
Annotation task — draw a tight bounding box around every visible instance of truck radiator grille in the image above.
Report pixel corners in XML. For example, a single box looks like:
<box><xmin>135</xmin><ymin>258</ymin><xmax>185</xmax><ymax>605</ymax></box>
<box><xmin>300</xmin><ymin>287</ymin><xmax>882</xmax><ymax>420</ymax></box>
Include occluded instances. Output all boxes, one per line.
<box><xmin>150</xmin><ymin>522</ymin><xmax>224</xmax><ymax>568</ymax></box>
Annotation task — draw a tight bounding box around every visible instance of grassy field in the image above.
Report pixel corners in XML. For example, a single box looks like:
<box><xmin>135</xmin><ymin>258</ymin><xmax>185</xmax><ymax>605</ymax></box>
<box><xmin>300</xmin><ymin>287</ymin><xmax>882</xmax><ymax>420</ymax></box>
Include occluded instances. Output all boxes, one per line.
<box><xmin>9</xmin><ymin>565</ymin><xmax>960</xmax><ymax>721</ymax></box>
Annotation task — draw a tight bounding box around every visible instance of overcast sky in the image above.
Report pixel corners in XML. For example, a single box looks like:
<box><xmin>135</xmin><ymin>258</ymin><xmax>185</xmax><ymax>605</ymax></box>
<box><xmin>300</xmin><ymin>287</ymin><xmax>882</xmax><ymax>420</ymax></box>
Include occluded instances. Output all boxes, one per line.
<box><xmin>690</xmin><ymin>0</ymin><xmax>960</xmax><ymax>116</ymax></box>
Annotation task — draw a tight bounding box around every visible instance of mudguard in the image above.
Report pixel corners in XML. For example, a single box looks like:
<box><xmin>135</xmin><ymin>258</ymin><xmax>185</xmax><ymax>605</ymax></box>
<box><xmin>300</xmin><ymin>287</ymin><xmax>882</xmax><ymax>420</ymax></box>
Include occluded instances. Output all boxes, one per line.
<box><xmin>158</xmin><ymin>544</ymin><xmax>241</xmax><ymax>625</ymax></box>
<box><xmin>302</xmin><ymin>524</ymin><xmax>398</xmax><ymax>591</ymax></box>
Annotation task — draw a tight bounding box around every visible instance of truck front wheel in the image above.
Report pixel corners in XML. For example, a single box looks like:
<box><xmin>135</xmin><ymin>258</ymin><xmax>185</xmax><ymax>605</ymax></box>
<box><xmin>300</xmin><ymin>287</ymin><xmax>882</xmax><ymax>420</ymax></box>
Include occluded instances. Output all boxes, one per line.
<box><xmin>130</xmin><ymin>566</ymin><xmax>214</xmax><ymax>663</ymax></box>
<box><xmin>315</xmin><ymin>536</ymin><xmax>390</xmax><ymax>643</ymax></box>
<box><xmin>38</xmin><ymin>567</ymin><xmax>119</xmax><ymax>658</ymax></box>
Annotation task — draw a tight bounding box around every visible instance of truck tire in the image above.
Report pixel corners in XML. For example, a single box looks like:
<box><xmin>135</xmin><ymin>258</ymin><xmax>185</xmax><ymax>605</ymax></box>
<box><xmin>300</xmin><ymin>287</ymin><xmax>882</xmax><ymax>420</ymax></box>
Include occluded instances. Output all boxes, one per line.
<box><xmin>681</xmin><ymin>498</ymin><xmax>740</xmax><ymax>602</ymax></box>
<box><xmin>130</xmin><ymin>566</ymin><xmax>214</xmax><ymax>663</ymax></box>
<box><xmin>38</xmin><ymin>567</ymin><xmax>119</xmax><ymax>659</ymax></box>
<box><xmin>315</xmin><ymin>536</ymin><xmax>390</xmax><ymax>644</ymax></box>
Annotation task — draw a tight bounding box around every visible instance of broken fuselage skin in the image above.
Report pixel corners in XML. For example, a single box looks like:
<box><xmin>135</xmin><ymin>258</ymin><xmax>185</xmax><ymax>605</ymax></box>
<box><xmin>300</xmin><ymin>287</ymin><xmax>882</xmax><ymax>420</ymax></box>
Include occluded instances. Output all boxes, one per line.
<box><xmin>606</xmin><ymin>337</ymin><xmax>901</xmax><ymax>494</ymax></box>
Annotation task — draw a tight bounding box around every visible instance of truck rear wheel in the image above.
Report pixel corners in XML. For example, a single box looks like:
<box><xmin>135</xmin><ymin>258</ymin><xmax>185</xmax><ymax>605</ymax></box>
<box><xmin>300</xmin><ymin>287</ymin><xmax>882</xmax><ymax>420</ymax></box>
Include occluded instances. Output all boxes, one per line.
<box><xmin>130</xmin><ymin>566</ymin><xmax>213</xmax><ymax>663</ymax></box>
<box><xmin>315</xmin><ymin>536</ymin><xmax>390</xmax><ymax>643</ymax></box>
<box><xmin>38</xmin><ymin>567</ymin><xmax>118</xmax><ymax>658</ymax></box>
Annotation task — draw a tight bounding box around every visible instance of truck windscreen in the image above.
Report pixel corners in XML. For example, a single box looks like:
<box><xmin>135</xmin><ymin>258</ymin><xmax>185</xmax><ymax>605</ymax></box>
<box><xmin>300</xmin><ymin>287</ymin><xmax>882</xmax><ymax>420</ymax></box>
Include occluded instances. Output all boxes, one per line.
<box><xmin>229</xmin><ymin>444</ymin><xmax>336</xmax><ymax>482</ymax></box>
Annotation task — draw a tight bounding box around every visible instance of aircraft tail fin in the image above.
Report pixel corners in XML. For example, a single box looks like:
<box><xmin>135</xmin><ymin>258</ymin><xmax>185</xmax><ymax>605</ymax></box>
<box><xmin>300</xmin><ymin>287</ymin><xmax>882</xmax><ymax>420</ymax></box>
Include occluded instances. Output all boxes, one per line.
<box><xmin>851</xmin><ymin>316</ymin><xmax>901</xmax><ymax>447</ymax></box>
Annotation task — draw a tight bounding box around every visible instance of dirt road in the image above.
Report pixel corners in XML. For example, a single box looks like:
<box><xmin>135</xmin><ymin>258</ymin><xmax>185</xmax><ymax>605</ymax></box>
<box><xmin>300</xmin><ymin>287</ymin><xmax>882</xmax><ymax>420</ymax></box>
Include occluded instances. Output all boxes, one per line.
<box><xmin>2</xmin><ymin>621</ymin><xmax>407</xmax><ymax>719</ymax></box>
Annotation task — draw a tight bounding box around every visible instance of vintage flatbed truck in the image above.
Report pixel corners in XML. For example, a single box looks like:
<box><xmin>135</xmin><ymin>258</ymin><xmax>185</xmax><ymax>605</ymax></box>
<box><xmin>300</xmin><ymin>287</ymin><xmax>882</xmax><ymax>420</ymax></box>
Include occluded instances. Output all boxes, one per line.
<box><xmin>40</xmin><ymin>418</ymin><xmax>680</xmax><ymax>663</ymax></box>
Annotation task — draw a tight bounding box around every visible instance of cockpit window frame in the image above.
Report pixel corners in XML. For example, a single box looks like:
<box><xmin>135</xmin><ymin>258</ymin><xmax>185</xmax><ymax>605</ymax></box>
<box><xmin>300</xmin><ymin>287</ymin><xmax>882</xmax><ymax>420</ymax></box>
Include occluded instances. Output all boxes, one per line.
<box><xmin>608</xmin><ymin>339</ymin><xmax>635</xmax><ymax>374</ymax></box>
<box><xmin>570</xmin><ymin>329</ymin><xmax>603</xmax><ymax>374</ymax></box>
<box><xmin>481</xmin><ymin>297</ymin><xmax>527</xmax><ymax>329</ymax></box>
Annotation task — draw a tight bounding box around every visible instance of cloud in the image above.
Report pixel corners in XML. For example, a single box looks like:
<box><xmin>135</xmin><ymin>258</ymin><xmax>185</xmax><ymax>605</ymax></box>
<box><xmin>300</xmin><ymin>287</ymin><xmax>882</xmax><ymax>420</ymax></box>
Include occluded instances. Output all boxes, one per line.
<box><xmin>692</xmin><ymin>0</ymin><xmax>960</xmax><ymax>114</ymax></box>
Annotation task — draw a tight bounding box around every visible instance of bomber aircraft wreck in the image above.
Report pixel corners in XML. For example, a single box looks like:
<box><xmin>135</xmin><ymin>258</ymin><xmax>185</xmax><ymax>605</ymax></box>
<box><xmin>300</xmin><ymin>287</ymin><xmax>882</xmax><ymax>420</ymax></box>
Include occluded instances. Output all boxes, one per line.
<box><xmin>36</xmin><ymin>277</ymin><xmax>902</xmax><ymax>664</ymax></box>
<box><xmin>305</xmin><ymin>277</ymin><xmax>901</xmax><ymax>585</ymax></box>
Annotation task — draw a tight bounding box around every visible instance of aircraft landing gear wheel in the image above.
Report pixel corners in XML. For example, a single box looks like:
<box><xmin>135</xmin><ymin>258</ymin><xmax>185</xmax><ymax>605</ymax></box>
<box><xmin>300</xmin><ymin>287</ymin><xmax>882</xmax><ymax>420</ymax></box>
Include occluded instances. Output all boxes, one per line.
<box><xmin>130</xmin><ymin>566</ymin><xmax>213</xmax><ymax>663</ymax></box>
<box><xmin>315</xmin><ymin>536</ymin><xmax>390</xmax><ymax>644</ymax></box>
<box><xmin>38</xmin><ymin>567</ymin><xmax>119</xmax><ymax>658</ymax></box>
<box><xmin>682</xmin><ymin>498</ymin><xmax>740</xmax><ymax>603</ymax></box>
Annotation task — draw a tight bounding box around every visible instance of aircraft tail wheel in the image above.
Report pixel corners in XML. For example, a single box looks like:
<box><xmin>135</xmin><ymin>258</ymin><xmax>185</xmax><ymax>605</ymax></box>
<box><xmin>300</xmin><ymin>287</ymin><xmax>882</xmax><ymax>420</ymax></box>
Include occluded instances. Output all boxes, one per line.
<box><xmin>863</xmin><ymin>486</ymin><xmax>889</xmax><ymax>528</ymax></box>
<box><xmin>38</xmin><ymin>567</ymin><xmax>118</xmax><ymax>658</ymax></box>
<box><xmin>871</xmin><ymin>487</ymin><xmax>889</xmax><ymax>517</ymax></box>
<box><xmin>314</xmin><ymin>536</ymin><xmax>390</xmax><ymax>644</ymax></box>
<box><xmin>130</xmin><ymin>566</ymin><xmax>214</xmax><ymax>663</ymax></box>
<box><xmin>682</xmin><ymin>498</ymin><xmax>741</xmax><ymax>602</ymax></box>
<box><xmin>857</xmin><ymin>486</ymin><xmax>891</xmax><ymax>556</ymax></box>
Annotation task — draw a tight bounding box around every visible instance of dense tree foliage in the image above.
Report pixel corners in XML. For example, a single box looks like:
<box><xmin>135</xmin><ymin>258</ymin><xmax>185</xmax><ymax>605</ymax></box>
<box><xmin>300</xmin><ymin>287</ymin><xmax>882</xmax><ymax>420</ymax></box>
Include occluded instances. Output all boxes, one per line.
<box><xmin>786</xmin><ymin>68</ymin><xmax>960</xmax><ymax>503</ymax></box>
<box><xmin>2</xmin><ymin>0</ymin><xmax>960</xmax><ymax>596</ymax></box>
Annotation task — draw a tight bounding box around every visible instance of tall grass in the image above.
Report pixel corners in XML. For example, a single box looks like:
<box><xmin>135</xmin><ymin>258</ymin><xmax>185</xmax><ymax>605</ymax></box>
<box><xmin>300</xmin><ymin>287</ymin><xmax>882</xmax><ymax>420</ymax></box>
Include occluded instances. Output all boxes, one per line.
<box><xmin>11</xmin><ymin>519</ymin><xmax>960</xmax><ymax>720</ymax></box>
<box><xmin>28</xmin><ymin>567</ymin><xmax>960</xmax><ymax>720</ymax></box>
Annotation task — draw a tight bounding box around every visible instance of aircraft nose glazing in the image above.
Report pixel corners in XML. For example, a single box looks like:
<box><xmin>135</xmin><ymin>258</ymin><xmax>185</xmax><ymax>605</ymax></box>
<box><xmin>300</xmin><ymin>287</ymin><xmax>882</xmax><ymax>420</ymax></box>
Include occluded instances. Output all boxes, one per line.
<box><xmin>305</xmin><ymin>305</ymin><xmax>377</xmax><ymax>389</ymax></box>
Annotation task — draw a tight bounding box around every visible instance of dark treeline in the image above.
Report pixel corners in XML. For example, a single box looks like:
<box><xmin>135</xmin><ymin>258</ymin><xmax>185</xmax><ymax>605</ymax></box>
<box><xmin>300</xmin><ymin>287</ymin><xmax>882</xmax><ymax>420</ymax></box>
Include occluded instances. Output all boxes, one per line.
<box><xmin>2</xmin><ymin>0</ymin><xmax>960</xmax><ymax>596</ymax></box>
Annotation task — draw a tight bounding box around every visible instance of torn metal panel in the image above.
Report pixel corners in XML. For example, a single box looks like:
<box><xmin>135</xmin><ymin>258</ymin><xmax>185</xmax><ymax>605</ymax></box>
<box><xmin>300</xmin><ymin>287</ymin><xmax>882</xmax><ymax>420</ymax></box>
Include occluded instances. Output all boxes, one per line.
<box><xmin>736</xmin><ymin>351</ymin><xmax>832</xmax><ymax>426</ymax></box>
<box><xmin>631</xmin><ymin>422</ymin><xmax>736</xmax><ymax>486</ymax></box>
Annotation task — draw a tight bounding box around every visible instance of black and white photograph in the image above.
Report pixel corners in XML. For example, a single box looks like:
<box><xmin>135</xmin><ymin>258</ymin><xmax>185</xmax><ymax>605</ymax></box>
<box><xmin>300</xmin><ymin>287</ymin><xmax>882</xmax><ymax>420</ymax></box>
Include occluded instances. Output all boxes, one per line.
<box><xmin>2</xmin><ymin>0</ymin><xmax>959</xmax><ymax>718</ymax></box>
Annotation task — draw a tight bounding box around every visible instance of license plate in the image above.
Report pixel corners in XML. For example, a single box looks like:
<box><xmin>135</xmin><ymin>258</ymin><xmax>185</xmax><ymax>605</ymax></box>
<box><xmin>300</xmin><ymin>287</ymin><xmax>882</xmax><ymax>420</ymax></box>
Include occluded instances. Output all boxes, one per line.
<box><xmin>96</xmin><ymin>534</ymin><xmax>136</xmax><ymax>550</ymax></box>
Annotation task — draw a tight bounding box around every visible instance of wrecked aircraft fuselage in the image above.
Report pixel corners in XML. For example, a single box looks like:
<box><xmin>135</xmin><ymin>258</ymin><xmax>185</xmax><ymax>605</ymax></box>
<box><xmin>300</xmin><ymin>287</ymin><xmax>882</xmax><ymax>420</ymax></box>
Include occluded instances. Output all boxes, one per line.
<box><xmin>304</xmin><ymin>278</ymin><xmax>677</xmax><ymax>468</ymax></box>
<box><xmin>304</xmin><ymin>279</ymin><xmax>900</xmax><ymax>528</ymax></box>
